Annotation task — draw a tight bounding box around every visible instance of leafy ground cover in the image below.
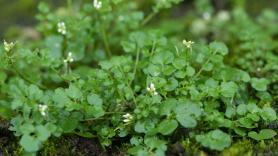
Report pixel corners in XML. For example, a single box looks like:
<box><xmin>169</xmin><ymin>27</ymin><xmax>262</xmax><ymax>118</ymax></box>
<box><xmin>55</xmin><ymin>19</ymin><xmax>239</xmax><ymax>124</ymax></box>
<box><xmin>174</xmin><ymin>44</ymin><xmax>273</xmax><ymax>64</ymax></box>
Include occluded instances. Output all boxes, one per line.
<box><xmin>0</xmin><ymin>0</ymin><xmax>278</xmax><ymax>155</ymax></box>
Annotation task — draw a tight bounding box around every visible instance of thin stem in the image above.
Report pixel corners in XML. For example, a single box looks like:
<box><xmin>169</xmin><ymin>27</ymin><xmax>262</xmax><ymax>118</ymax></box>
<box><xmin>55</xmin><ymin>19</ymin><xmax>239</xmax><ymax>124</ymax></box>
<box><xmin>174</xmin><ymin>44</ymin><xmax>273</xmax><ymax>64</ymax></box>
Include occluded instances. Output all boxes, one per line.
<box><xmin>151</xmin><ymin>40</ymin><xmax>157</xmax><ymax>56</ymax></box>
<box><xmin>101</xmin><ymin>27</ymin><xmax>112</xmax><ymax>58</ymax></box>
<box><xmin>193</xmin><ymin>50</ymin><xmax>217</xmax><ymax>80</ymax></box>
<box><xmin>117</xmin><ymin>65</ymin><xmax>137</xmax><ymax>105</ymax></box>
<box><xmin>13</xmin><ymin>67</ymin><xmax>47</xmax><ymax>90</ymax></box>
<box><xmin>141</xmin><ymin>12</ymin><xmax>157</xmax><ymax>26</ymax></box>
<box><xmin>129</xmin><ymin>46</ymin><xmax>140</xmax><ymax>86</ymax></box>
<box><xmin>82</xmin><ymin>112</ymin><xmax>126</xmax><ymax>121</ymax></box>
<box><xmin>82</xmin><ymin>117</ymin><xmax>106</xmax><ymax>121</ymax></box>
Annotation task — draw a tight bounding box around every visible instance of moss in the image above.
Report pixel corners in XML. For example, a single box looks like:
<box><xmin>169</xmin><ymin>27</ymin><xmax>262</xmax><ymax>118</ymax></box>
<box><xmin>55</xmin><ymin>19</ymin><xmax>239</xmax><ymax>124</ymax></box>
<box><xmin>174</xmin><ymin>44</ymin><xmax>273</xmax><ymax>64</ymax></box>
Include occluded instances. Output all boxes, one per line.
<box><xmin>220</xmin><ymin>139</ymin><xmax>253</xmax><ymax>156</ymax></box>
<box><xmin>177</xmin><ymin>137</ymin><xmax>278</xmax><ymax>156</ymax></box>
<box><xmin>38</xmin><ymin>137</ymin><xmax>75</xmax><ymax>156</ymax></box>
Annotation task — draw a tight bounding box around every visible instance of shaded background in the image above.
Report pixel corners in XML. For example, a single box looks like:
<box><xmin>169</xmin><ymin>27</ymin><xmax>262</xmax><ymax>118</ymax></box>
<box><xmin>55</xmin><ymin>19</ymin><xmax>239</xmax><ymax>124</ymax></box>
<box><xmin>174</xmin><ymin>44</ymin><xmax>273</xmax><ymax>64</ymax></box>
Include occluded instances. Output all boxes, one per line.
<box><xmin>0</xmin><ymin>0</ymin><xmax>278</xmax><ymax>38</ymax></box>
<box><xmin>0</xmin><ymin>0</ymin><xmax>64</xmax><ymax>38</ymax></box>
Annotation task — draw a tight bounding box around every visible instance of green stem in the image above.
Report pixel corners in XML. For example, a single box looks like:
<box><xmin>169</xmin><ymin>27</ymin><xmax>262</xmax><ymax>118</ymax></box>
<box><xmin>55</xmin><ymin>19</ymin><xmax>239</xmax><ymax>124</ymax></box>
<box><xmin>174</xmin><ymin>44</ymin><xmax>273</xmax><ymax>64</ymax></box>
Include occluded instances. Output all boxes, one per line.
<box><xmin>101</xmin><ymin>27</ymin><xmax>112</xmax><ymax>58</ymax></box>
<box><xmin>193</xmin><ymin>51</ymin><xmax>217</xmax><ymax>80</ymax></box>
<box><xmin>13</xmin><ymin>67</ymin><xmax>47</xmax><ymax>90</ymax></box>
<box><xmin>129</xmin><ymin>47</ymin><xmax>140</xmax><ymax>86</ymax></box>
<box><xmin>117</xmin><ymin>66</ymin><xmax>137</xmax><ymax>105</ymax></box>
<box><xmin>82</xmin><ymin>112</ymin><xmax>126</xmax><ymax>121</ymax></box>
<box><xmin>141</xmin><ymin>12</ymin><xmax>157</xmax><ymax>26</ymax></box>
<box><xmin>151</xmin><ymin>40</ymin><xmax>157</xmax><ymax>56</ymax></box>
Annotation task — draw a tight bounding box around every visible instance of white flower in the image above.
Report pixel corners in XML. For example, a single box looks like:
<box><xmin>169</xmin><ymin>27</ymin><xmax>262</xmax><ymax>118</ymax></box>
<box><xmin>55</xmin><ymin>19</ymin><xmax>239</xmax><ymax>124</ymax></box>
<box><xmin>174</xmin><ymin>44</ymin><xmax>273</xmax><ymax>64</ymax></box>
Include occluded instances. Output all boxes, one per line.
<box><xmin>202</xmin><ymin>12</ymin><xmax>211</xmax><ymax>21</ymax></box>
<box><xmin>93</xmin><ymin>0</ymin><xmax>102</xmax><ymax>9</ymax></box>
<box><xmin>38</xmin><ymin>104</ymin><xmax>48</xmax><ymax>116</ymax></box>
<box><xmin>57</xmin><ymin>21</ymin><xmax>67</xmax><ymax>35</ymax></box>
<box><xmin>3</xmin><ymin>40</ymin><xmax>15</xmax><ymax>52</ymax></box>
<box><xmin>64</xmin><ymin>52</ymin><xmax>74</xmax><ymax>63</ymax></box>
<box><xmin>123</xmin><ymin>113</ymin><xmax>133</xmax><ymax>123</ymax></box>
<box><xmin>217</xmin><ymin>11</ymin><xmax>230</xmax><ymax>21</ymax></box>
<box><xmin>147</xmin><ymin>83</ymin><xmax>158</xmax><ymax>95</ymax></box>
<box><xmin>182</xmin><ymin>40</ymin><xmax>194</xmax><ymax>49</ymax></box>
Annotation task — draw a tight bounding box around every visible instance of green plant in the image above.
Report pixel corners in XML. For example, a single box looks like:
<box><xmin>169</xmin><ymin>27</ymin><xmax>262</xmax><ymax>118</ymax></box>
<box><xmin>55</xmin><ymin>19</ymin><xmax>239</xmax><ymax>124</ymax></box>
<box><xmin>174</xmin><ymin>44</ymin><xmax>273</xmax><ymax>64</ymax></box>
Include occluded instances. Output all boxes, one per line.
<box><xmin>0</xmin><ymin>0</ymin><xmax>277</xmax><ymax>155</ymax></box>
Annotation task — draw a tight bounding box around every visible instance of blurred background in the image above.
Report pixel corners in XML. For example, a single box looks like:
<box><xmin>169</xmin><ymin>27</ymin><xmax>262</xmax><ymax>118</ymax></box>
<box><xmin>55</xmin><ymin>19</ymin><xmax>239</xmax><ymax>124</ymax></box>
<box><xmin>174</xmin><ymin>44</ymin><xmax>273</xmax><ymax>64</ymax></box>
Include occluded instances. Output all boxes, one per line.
<box><xmin>0</xmin><ymin>0</ymin><xmax>64</xmax><ymax>38</ymax></box>
<box><xmin>0</xmin><ymin>0</ymin><xmax>277</xmax><ymax>39</ymax></box>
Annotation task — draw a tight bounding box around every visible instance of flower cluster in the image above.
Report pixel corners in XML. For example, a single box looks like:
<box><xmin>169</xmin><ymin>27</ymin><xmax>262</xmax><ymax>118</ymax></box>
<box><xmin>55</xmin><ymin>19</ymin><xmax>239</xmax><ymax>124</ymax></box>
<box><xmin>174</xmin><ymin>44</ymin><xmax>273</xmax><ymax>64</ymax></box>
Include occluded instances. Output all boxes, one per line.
<box><xmin>64</xmin><ymin>52</ymin><xmax>74</xmax><ymax>63</ymax></box>
<box><xmin>147</xmin><ymin>83</ymin><xmax>158</xmax><ymax>95</ymax></box>
<box><xmin>123</xmin><ymin>113</ymin><xmax>133</xmax><ymax>123</ymax></box>
<box><xmin>38</xmin><ymin>104</ymin><xmax>48</xmax><ymax>116</ymax></box>
<box><xmin>93</xmin><ymin>0</ymin><xmax>102</xmax><ymax>9</ymax></box>
<box><xmin>3</xmin><ymin>40</ymin><xmax>15</xmax><ymax>52</ymax></box>
<box><xmin>183</xmin><ymin>39</ymin><xmax>194</xmax><ymax>49</ymax></box>
<box><xmin>57</xmin><ymin>21</ymin><xmax>67</xmax><ymax>35</ymax></box>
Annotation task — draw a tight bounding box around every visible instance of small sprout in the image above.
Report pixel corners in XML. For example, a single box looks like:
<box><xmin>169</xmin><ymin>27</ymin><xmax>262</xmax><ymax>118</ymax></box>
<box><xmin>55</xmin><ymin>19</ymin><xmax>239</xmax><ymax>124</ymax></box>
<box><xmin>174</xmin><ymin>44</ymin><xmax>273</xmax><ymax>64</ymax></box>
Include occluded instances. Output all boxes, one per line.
<box><xmin>38</xmin><ymin>104</ymin><xmax>48</xmax><ymax>116</ymax></box>
<box><xmin>147</xmin><ymin>83</ymin><xmax>158</xmax><ymax>95</ymax></box>
<box><xmin>3</xmin><ymin>40</ymin><xmax>15</xmax><ymax>52</ymax></box>
<box><xmin>64</xmin><ymin>52</ymin><xmax>74</xmax><ymax>63</ymax></box>
<box><xmin>123</xmin><ymin>113</ymin><xmax>133</xmax><ymax>123</ymax></box>
<box><xmin>183</xmin><ymin>40</ymin><xmax>194</xmax><ymax>49</ymax></box>
<box><xmin>93</xmin><ymin>0</ymin><xmax>102</xmax><ymax>9</ymax></box>
<box><xmin>57</xmin><ymin>21</ymin><xmax>67</xmax><ymax>35</ymax></box>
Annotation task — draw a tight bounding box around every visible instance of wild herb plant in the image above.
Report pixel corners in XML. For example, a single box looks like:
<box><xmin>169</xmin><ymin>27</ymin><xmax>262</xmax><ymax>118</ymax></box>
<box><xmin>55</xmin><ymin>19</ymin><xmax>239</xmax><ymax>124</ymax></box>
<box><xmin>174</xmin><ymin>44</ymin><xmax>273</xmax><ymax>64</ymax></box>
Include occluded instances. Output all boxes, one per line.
<box><xmin>0</xmin><ymin>0</ymin><xmax>277</xmax><ymax>155</ymax></box>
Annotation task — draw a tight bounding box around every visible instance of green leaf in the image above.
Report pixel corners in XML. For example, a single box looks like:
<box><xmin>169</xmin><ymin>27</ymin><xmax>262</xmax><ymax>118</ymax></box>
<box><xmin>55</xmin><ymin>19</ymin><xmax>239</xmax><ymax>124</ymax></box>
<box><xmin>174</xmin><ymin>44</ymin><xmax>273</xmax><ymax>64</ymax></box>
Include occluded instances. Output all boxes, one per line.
<box><xmin>20</xmin><ymin>123</ymin><xmax>35</xmax><ymax>135</ymax></box>
<box><xmin>247</xmin><ymin>113</ymin><xmax>260</xmax><ymax>122</ymax></box>
<box><xmin>251</xmin><ymin>78</ymin><xmax>269</xmax><ymax>91</ymax></box>
<box><xmin>20</xmin><ymin>135</ymin><xmax>40</xmax><ymax>152</ymax></box>
<box><xmin>225</xmin><ymin>106</ymin><xmax>235</xmax><ymax>118</ymax></box>
<box><xmin>203</xmin><ymin>63</ymin><xmax>213</xmax><ymax>71</ymax></box>
<box><xmin>45</xmin><ymin>35</ymin><xmax>63</xmax><ymax>59</ymax></box>
<box><xmin>66</xmin><ymin>84</ymin><xmax>82</xmax><ymax>100</ymax></box>
<box><xmin>175</xmin><ymin>100</ymin><xmax>202</xmax><ymax>128</ymax></box>
<box><xmin>234</xmin><ymin>128</ymin><xmax>246</xmax><ymax>136</ymax></box>
<box><xmin>52</xmin><ymin>88</ymin><xmax>71</xmax><ymax>108</ymax></box>
<box><xmin>38</xmin><ymin>2</ymin><xmax>50</xmax><ymax>13</ymax></box>
<box><xmin>28</xmin><ymin>85</ymin><xmax>43</xmax><ymax>101</ymax></box>
<box><xmin>86</xmin><ymin>106</ymin><xmax>105</xmax><ymax>118</ymax></box>
<box><xmin>60</xmin><ymin>118</ymin><xmax>79</xmax><ymax>133</ymax></box>
<box><xmin>36</xmin><ymin>125</ymin><xmax>51</xmax><ymax>141</ymax></box>
<box><xmin>164</xmin><ymin>78</ymin><xmax>178</xmax><ymax>91</ymax></box>
<box><xmin>157</xmin><ymin>119</ymin><xmax>178</xmax><ymax>135</ymax></box>
<box><xmin>220</xmin><ymin>81</ymin><xmax>238</xmax><ymax>98</ymax></box>
<box><xmin>134</xmin><ymin>121</ymin><xmax>146</xmax><ymax>133</ymax></box>
<box><xmin>237</xmin><ymin>117</ymin><xmax>255</xmax><ymax>128</ymax></box>
<box><xmin>121</xmin><ymin>41</ymin><xmax>136</xmax><ymax>53</ymax></box>
<box><xmin>248</xmin><ymin>129</ymin><xmax>277</xmax><ymax>141</ymax></box>
<box><xmin>247</xmin><ymin>103</ymin><xmax>260</xmax><ymax>113</ymax></box>
<box><xmin>173</xmin><ymin>58</ymin><xmax>186</xmax><ymax>69</ymax></box>
<box><xmin>209</xmin><ymin>41</ymin><xmax>229</xmax><ymax>55</ymax></box>
<box><xmin>152</xmin><ymin>51</ymin><xmax>174</xmax><ymax>65</ymax></box>
<box><xmin>176</xmin><ymin>114</ymin><xmax>197</xmax><ymax>128</ymax></box>
<box><xmin>196</xmin><ymin>129</ymin><xmax>231</xmax><ymax>151</ymax></box>
<box><xmin>186</xmin><ymin>66</ymin><xmax>195</xmax><ymax>77</ymax></box>
<box><xmin>237</xmin><ymin>104</ymin><xmax>247</xmax><ymax>115</ymax></box>
<box><xmin>11</xmin><ymin>99</ymin><xmax>23</xmax><ymax>110</ymax></box>
<box><xmin>130</xmin><ymin>136</ymin><xmax>143</xmax><ymax>146</ymax></box>
<box><xmin>261</xmin><ymin>107</ymin><xmax>277</xmax><ymax>121</ymax></box>
<box><xmin>144</xmin><ymin>137</ymin><xmax>167</xmax><ymax>151</ymax></box>
<box><xmin>259</xmin><ymin>129</ymin><xmax>277</xmax><ymax>139</ymax></box>
<box><xmin>87</xmin><ymin>94</ymin><xmax>103</xmax><ymax>106</ymax></box>
<box><xmin>159</xmin><ymin>98</ymin><xmax>177</xmax><ymax>115</ymax></box>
